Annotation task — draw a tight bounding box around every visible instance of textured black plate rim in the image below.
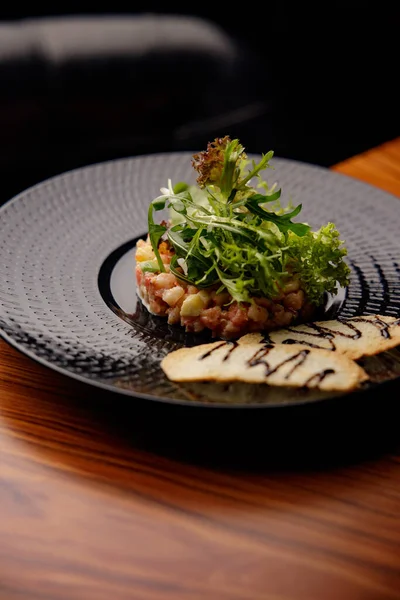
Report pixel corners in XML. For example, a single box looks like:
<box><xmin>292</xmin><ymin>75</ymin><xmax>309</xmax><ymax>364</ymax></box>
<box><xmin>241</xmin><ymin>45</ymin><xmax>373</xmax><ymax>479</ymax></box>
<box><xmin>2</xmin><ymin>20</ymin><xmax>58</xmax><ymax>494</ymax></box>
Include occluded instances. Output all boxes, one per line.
<box><xmin>1</xmin><ymin>326</ymin><xmax>386</xmax><ymax>411</ymax></box>
<box><xmin>1</xmin><ymin>152</ymin><xmax>400</xmax><ymax>409</ymax></box>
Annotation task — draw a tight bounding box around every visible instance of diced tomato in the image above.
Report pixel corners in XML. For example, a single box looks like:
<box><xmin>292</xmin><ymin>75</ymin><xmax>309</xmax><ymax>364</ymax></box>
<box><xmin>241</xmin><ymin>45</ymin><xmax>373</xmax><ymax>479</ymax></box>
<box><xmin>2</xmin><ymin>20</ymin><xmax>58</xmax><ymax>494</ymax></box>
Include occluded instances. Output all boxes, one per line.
<box><xmin>199</xmin><ymin>306</ymin><xmax>222</xmax><ymax>330</ymax></box>
<box><xmin>227</xmin><ymin>302</ymin><xmax>249</xmax><ymax>328</ymax></box>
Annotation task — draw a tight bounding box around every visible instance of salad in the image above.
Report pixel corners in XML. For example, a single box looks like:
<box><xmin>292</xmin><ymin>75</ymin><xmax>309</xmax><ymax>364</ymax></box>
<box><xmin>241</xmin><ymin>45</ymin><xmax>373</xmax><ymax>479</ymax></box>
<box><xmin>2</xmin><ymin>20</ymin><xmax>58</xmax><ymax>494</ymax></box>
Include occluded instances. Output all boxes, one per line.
<box><xmin>135</xmin><ymin>136</ymin><xmax>350</xmax><ymax>339</ymax></box>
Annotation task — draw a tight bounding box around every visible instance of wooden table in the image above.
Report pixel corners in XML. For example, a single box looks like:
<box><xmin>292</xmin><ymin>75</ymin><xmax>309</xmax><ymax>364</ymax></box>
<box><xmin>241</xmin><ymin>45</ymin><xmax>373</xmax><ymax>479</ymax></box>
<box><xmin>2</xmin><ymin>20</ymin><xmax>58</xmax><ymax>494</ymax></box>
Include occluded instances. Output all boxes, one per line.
<box><xmin>1</xmin><ymin>138</ymin><xmax>400</xmax><ymax>600</ymax></box>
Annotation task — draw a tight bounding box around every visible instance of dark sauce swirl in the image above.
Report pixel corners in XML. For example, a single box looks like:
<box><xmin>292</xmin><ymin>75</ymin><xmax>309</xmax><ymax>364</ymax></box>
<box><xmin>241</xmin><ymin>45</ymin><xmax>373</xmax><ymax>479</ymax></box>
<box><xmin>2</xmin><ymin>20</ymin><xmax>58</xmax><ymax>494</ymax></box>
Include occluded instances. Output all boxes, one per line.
<box><xmin>247</xmin><ymin>346</ymin><xmax>311</xmax><ymax>379</ymax></box>
<box><xmin>303</xmin><ymin>369</ymin><xmax>335</xmax><ymax>387</ymax></box>
<box><xmin>264</xmin><ymin>316</ymin><xmax>400</xmax><ymax>350</ymax></box>
<box><xmin>200</xmin><ymin>341</ymin><xmax>238</xmax><ymax>361</ymax></box>
<box><xmin>199</xmin><ymin>342</ymin><xmax>336</xmax><ymax>385</ymax></box>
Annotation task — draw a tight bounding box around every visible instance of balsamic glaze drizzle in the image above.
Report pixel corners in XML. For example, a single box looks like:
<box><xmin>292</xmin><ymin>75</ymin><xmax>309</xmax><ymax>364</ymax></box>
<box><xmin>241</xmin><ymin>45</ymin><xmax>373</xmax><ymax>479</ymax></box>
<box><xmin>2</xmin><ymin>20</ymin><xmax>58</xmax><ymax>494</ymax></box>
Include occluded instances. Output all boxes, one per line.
<box><xmin>199</xmin><ymin>341</ymin><xmax>238</xmax><ymax>361</ymax></box>
<box><xmin>271</xmin><ymin>316</ymin><xmax>400</xmax><ymax>350</ymax></box>
<box><xmin>303</xmin><ymin>369</ymin><xmax>335</xmax><ymax>387</ymax></box>
<box><xmin>247</xmin><ymin>347</ymin><xmax>311</xmax><ymax>379</ymax></box>
<box><xmin>199</xmin><ymin>342</ymin><xmax>335</xmax><ymax>384</ymax></box>
<box><xmin>199</xmin><ymin>342</ymin><xmax>227</xmax><ymax>360</ymax></box>
<box><xmin>195</xmin><ymin>316</ymin><xmax>400</xmax><ymax>387</ymax></box>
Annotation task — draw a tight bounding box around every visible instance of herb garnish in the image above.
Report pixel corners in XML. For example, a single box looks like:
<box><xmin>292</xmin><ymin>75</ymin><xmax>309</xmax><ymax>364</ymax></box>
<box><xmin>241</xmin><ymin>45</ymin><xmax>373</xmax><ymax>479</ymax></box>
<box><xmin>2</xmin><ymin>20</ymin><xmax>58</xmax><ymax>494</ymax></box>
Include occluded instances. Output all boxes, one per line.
<box><xmin>143</xmin><ymin>136</ymin><xmax>350</xmax><ymax>305</ymax></box>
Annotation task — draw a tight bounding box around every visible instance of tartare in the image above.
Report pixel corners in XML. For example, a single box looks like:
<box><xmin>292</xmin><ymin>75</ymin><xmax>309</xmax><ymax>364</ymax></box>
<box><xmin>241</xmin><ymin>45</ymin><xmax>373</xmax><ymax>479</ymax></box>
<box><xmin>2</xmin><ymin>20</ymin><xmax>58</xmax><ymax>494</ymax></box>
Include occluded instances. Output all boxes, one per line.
<box><xmin>135</xmin><ymin>136</ymin><xmax>350</xmax><ymax>340</ymax></box>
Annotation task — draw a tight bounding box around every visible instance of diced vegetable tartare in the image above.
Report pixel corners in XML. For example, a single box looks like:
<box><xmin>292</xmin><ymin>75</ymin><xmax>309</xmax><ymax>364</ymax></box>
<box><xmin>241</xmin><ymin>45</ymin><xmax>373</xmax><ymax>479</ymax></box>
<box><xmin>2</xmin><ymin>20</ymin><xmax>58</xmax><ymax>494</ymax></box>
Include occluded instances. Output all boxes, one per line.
<box><xmin>135</xmin><ymin>136</ymin><xmax>350</xmax><ymax>340</ymax></box>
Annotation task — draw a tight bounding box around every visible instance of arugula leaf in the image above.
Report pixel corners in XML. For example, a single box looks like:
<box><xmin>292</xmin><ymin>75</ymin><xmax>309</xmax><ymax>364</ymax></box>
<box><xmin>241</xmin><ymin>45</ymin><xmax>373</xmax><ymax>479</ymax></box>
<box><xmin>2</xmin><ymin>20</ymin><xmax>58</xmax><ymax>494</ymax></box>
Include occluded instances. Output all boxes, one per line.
<box><xmin>245</xmin><ymin>199</ymin><xmax>310</xmax><ymax>236</ymax></box>
<box><xmin>141</xmin><ymin>136</ymin><xmax>350</xmax><ymax>307</ymax></box>
<box><xmin>147</xmin><ymin>199</ymin><xmax>167</xmax><ymax>272</ymax></box>
<box><xmin>245</xmin><ymin>190</ymin><xmax>282</xmax><ymax>204</ymax></box>
<box><xmin>237</xmin><ymin>151</ymin><xmax>274</xmax><ymax>189</ymax></box>
<box><xmin>167</xmin><ymin>228</ymin><xmax>189</xmax><ymax>256</ymax></box>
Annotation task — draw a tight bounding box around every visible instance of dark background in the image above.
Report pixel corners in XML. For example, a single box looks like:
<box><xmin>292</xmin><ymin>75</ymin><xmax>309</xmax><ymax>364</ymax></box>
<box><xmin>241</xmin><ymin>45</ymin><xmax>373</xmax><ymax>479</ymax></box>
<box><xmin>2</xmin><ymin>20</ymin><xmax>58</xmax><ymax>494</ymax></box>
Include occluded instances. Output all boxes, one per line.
<box><xmin>1</xmin><ymin>4</ymin><xmax>399</xmax><ymax>203</ymax></box>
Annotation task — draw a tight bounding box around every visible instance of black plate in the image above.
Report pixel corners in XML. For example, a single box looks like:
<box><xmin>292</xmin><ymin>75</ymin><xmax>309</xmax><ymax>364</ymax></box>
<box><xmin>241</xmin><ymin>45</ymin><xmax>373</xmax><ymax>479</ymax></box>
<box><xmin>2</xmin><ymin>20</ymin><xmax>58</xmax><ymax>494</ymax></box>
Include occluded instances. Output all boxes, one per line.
<box><xmin>1</xmin><ymin>152</ymin><xmax>400</xmax><ymax>408</ymax></box>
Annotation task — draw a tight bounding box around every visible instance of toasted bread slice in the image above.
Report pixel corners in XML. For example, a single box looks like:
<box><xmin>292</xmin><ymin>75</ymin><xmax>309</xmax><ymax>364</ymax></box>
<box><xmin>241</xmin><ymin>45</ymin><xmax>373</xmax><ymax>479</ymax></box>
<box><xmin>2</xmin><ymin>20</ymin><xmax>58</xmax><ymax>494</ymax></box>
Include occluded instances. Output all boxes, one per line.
<box><xmin>239</xmin><ymin>315</ymin><xmax>400</xmax><ymax>360</ymax></box>
<box><xmin>161</xmin><ymin>341</ymin><xmax>368</xmax><ymax>391</ymax></box>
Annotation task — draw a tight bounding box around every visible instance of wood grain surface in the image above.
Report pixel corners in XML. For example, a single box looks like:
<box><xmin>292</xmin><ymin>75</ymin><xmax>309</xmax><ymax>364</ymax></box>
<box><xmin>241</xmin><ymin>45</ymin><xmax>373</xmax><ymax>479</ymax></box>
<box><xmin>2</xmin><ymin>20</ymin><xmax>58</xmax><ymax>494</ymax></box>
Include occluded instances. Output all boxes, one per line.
<box><xmin>331</xmin><ymin>137</ymin><xmax>400</xmax><ymax>198</ymax></box>
<box><xmin>1</xmin><ymin>138</ymin><xmax>400</xmax><ymax>600</ymax></box>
